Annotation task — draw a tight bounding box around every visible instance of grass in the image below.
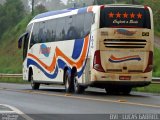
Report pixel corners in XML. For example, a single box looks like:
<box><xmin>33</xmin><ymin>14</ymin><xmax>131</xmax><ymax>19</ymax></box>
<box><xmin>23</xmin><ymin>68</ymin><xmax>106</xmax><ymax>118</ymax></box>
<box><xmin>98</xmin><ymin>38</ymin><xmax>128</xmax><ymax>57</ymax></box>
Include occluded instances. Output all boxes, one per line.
<box><xmin>0</xmin><ymin>78</ymin><xmax>27</xmax><ymax>84</ymax></box>
<box><xmin>134</xmin><ymin>84</ymin><xmax>160</xmax><ymax>93</ymax></box>
<box><xmin>153</xmin><ymin>47</ymin><xmax>160</xmax><ymax>77</ymax></box>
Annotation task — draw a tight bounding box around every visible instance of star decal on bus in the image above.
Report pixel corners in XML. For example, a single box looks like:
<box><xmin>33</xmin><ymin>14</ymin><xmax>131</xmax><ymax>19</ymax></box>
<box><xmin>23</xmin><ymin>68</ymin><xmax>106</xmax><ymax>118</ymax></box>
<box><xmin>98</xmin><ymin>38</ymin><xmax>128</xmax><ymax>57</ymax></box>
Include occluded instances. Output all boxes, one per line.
<box><xmin>108</xmin><ymin>12</ymin><xmax>143</xmax><ymax>19</ymax></box>
<box><xmin>130</xmin><ymin>12</ymin><xmax>135</xmax><ymax>18</ymax></box>
<box><xmin>108</xmin><ymin>12</ymin><xmax>114</xmax><ymax>18</ymax></box>
<box><xmin>116</xmin><ymin>12</ymin><xmax>121</xmax><ymax>18</ymax></box>
<box><xmin>123</xmin><ymin>12</ymin><xmax>128</xmax><ymax>18</ymax></box>
<box><xmin>137</xmin><ymin>13</ymin><xmax>142</xmax><ymax>19</ymax></box>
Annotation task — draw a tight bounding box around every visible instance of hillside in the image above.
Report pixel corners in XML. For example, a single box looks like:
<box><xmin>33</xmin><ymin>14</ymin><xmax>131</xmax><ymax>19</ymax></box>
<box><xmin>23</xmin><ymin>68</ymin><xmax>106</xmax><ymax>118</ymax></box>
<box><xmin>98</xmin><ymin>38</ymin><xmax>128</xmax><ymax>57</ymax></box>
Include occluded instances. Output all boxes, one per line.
<box><xmin>0</xmin><ymin>15</ymin><xmax>32</xmax><ymax>73</ymax></box>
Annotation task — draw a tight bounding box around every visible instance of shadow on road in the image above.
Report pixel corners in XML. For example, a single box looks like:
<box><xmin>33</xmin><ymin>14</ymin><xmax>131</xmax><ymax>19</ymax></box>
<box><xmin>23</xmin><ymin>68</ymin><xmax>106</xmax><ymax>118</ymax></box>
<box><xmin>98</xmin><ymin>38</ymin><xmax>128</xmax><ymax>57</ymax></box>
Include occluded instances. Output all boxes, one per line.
<box><xmin>25</xmin><ymin>86</ymin><xmax>150</xmax><ymax>99</ymax></box>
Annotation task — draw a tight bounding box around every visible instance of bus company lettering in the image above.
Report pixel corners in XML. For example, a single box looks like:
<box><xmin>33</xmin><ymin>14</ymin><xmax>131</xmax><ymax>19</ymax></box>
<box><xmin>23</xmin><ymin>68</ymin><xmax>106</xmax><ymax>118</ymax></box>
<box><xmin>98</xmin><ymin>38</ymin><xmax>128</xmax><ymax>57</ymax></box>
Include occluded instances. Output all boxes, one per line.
<box><xmin>39</xmin><ymin>44</ymin><xmax>51</xmax><ymax>57</ymax></box>
<box><xmin>113</xmin><ymin>20</ymin><xmax>125</xmax><ymax>24</ymax></box>
<box><xmin>113</xmin><ymin>19</ymin><xmax>138</xmax><ymax>24</ymax></box>
<box><xmin>114</xmin><ymin>29</ymin><xmax>137</xmax><ymax>36</ymax></box>
<box><xmin>129</xmin><ymin>20</ymin><xmax>138</xmax><ymax>24</ymax></box>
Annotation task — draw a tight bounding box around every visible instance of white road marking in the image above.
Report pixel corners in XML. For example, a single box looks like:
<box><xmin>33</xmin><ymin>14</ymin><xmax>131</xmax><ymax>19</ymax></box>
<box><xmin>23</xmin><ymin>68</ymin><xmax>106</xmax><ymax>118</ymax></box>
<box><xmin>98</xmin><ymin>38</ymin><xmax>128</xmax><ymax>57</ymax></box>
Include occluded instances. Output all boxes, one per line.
<box><xmin>0</xmin><ymin>104</ymin><xmax>34</xmax><ymax>120</ymax></box>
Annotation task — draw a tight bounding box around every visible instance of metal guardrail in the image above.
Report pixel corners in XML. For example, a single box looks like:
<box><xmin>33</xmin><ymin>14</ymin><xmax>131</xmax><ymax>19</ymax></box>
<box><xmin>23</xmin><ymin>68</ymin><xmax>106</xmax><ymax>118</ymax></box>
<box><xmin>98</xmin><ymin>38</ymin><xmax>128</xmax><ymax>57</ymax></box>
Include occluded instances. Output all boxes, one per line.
<box><xmin>0</xmin><ymin>74</ymin><xmax>22</xmax><ymax>78</ymax></box>
<box><xmin>152</xmin><ymin>77</ymin><xmax>160</xmax><ymax>84</ymax></box>
<box><xmin>0</xmin><ymin>73</ymin><xmax>160</xmax><ymax>84</ymax></box>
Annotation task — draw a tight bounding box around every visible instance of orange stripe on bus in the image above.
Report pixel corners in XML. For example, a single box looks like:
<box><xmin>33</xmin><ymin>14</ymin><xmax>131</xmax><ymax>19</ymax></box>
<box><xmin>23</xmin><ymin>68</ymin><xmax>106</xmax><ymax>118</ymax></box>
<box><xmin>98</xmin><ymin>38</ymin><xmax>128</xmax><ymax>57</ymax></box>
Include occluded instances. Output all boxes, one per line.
<box><xmin>110</xmin><ymin>55</ymin><xmax>140</xmax><ymax>60</ymax></box>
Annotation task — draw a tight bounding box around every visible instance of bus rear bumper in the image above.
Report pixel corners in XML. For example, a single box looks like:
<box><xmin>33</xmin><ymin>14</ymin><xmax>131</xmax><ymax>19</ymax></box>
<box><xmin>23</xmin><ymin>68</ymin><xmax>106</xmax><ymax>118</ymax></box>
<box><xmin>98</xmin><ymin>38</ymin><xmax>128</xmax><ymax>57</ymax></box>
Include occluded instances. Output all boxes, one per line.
<box><xmin>89</xmin><ymin>71</ymin><xmax>152</xmax><ymax>88</ymax></box>
<box><xmin>89</xmin><ymin>81</ymin><xmax>151</xmax><ymax>88</ymax></box>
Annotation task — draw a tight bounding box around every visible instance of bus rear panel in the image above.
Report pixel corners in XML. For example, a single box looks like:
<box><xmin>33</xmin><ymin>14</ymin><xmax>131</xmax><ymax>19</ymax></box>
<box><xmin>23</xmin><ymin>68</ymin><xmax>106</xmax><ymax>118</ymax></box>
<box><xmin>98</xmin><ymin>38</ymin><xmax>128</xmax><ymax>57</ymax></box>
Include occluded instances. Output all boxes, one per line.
<box><xmin>91</xmin><ymin>5</ymin><xmax>153</xmax><ymax>89</ymax></box>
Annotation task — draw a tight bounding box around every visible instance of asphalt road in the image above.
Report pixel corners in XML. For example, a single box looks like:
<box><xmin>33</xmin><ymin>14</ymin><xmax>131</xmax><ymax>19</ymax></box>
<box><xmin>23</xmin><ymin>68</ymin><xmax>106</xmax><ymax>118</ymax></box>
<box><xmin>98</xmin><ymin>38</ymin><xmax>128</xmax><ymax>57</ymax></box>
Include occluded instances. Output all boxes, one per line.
<box><xmin>0</xmin><ymin>83</ymin><xmax>160</xmax><ymax>120</ymax></box>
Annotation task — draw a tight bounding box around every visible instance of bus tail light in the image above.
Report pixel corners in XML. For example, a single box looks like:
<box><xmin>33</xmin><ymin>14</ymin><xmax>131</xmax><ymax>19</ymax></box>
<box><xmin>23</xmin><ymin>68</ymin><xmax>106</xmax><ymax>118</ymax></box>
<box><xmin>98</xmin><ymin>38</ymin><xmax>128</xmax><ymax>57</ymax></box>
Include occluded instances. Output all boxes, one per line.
<box><xmin>144</xmin><ymin>51</ymin><xmax>153</xmax><ymax>73</ymax></box>
<box><xmin>100</xmin><ymin>5</ymin><xmax>105</xmax><ymax>10</ymax></box>
<box><xmin>93</xmin><ymin>50</ymin><xmax>105</xmax><ymax>72</ymax></box>
<box><xmin>144</xmin><ymin>5</ymin><xmax>149</xmax><ymax>10</ymax></box>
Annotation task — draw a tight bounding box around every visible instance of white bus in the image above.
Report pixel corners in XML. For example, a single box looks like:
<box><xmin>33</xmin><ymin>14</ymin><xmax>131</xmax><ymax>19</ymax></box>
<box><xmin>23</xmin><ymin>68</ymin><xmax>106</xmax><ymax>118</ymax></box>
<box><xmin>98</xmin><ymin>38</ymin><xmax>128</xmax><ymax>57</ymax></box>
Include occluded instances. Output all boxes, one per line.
<box><xmin>18</xmin><ymin>5</ymin><xmax>154</xmax><ymax>94</ymax></box>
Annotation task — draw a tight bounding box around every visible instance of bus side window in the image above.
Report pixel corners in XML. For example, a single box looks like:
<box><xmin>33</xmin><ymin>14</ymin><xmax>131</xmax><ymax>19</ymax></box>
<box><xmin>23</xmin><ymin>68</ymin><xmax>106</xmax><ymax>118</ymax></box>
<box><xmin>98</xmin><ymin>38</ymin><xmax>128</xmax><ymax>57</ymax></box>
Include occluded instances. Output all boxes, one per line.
<box><xmin>45</xmin><ymin>20</ymin><xmax>51</xmax><ymax>42</ymax></box>
<box><xmin>65</xmin><ymin>16</ymin><xmax>73</xmax><ymax>40</ymax></box>
<box><xmin>30</xmin><ymin>33</ymin><xmax>35</xmax><ymax>48</ymax></box>
<box><xmin>49</xmin><ymin>19</ymin><xmax>57</xmax><ymax>42</ymax></box>
<box><xmin>38</xmin><ymin>21</ymin><xmax>46</xmax><ymax>43</ymax></box>
<box><xmin>56</xmin><ymin>18</ymin><xmax>66</xmax><ymax>41</ymax></box>
<box><xmin>30</xmin><ymin>22</ymin><xmax>39</xmax><ymax>47</ymax></box>
<box><xmin>84</xmin><ymin>13</ymin><xmax>94</xmax><ymax>37</ymax></box>
<box><xmin>74</xmin><ymin>14</ymin><xmax>85</xmax><ymax>39</ymax></box>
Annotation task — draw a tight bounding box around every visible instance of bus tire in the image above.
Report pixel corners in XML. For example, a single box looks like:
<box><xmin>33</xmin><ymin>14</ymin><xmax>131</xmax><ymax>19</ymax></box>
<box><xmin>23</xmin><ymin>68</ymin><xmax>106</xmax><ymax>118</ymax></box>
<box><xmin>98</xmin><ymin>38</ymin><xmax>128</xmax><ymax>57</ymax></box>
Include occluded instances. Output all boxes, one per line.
<box><xmin>121</xmin><ymin>87</ymin><xmax>132</xmax><ymax>95</ymax></box>
<box><xmin>30</xmin><ymin>73</ymin><xmax>40</xmax><ymax>90</ymax></box>
<box><xmin>105</xmin><ymin>88</ymin><xmax>117</xmax><ymax>95</ymax></box>
<box><xmin>64</xmin><ymin>71</ymin><xmax>73</xmax><ymax>93</ymax></box>
<box><xmin>105</xmin><ymin>87</ymin><xmax>132</xmax><ymax>95</ymax></box>
<box><xmin>73</xmin><ymin>74</ymin><xmax>85</xmax><ymax>94</ymax></box>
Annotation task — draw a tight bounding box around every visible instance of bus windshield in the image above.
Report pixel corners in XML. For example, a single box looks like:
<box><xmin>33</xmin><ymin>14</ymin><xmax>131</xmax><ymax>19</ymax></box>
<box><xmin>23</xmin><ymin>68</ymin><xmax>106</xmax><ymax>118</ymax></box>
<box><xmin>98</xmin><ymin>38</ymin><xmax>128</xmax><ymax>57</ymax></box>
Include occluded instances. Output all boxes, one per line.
<box><xmin>100</xmin><ymin>6</ymin><xmax>151</xmax><ymax>29</ymax></box>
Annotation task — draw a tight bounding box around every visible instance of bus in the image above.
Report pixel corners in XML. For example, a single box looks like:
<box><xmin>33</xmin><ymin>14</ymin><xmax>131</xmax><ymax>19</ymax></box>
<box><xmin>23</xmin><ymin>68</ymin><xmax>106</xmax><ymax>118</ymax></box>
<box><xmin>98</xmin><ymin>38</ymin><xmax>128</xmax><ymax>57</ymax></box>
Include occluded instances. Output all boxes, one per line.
<box><xmin>18</xmin><ymin>4</ymin><xmax>154</xmax><ymax>94</ymax></box>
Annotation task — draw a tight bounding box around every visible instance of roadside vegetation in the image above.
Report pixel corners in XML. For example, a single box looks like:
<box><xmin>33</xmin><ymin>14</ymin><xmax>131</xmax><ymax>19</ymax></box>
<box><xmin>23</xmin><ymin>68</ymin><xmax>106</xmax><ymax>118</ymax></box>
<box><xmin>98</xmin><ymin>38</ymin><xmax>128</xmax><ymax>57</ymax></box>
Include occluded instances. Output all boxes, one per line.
<box><xmin>0</xmin><ymin>0</ymin><xmax>46</xmax><ymax>74</ymax></box>
<box><xmin>135</xmin><ymin>84</ymin><xmax>160</xmax><ymax>93</ymax></box>
<box><xmin>0</xmin><ymin>78</ymin><xmax>27</xmax><ymax>84</ymax></box>
<box><xmin>153</xmin><ymin>47</ymin><xmax>160</xmax><ymax>77</ymax></box>
<box><xmin>138</xmin><ymin>0</ymin><xmax>160</xmax><ymax>36</ymax></box>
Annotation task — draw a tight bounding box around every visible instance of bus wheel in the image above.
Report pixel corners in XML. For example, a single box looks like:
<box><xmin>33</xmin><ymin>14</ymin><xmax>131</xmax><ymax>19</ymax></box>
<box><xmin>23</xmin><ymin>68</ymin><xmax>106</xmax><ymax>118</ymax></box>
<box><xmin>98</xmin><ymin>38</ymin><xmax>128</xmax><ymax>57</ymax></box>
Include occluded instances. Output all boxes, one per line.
<box><xmin>30</xmin><ymin>73</ymin><xmax>40</xmax><ymax>90</ymax></box>
<box><xmin>73</xmin><ymin>74</ymin><xmax>85</xmax><ymax>94</ymax></box>
<box><xmin>105</xmin><ymin>88</ymin><xmax>117</xmax><ymax>95</ymax></box>
<box><xmin>121</xmin><ymin>88</ymin><xmax>132</xmax><ymax>95</ymax></box>
<box><xmin>105</xmin><ymin>87</ymin><xmax>132</xmax><ymax>95</ymax></box>
<box><xmin>64</xmin><ymin>71</ymin><xmax>73</xmax><ymax>93</ymax></box>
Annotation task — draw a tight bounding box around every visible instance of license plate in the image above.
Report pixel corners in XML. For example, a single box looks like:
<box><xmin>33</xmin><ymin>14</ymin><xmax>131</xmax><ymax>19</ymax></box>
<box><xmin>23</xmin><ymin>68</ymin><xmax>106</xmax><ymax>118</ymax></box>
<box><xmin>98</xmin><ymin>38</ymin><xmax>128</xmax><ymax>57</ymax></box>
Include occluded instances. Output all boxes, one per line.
<box><xmin>119</xmin><ymin>76</ymin><xmax>131</xmax><ymax>80</ymax></box>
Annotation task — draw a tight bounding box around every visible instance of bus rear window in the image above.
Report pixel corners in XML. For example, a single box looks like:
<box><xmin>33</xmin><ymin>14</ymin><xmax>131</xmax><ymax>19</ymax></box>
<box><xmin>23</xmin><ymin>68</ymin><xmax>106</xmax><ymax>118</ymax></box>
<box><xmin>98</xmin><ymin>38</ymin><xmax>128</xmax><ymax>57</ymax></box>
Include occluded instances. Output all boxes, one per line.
<box><xmin>100</xmin><ymin>7</ymin><xmax>151</xmax><ymax>29</ymax></box>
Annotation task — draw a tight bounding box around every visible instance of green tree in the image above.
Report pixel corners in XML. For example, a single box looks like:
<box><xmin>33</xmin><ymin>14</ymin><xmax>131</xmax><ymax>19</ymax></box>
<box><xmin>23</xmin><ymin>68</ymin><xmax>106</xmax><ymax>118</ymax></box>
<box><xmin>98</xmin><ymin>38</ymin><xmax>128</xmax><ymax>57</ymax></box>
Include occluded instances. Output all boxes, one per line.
<box><xmin>34</xmin><ymin>4</ymin><xmax>47</xmax><ymax>15</ymax></box>
<box><xmin>0</xmin><ymin>4</ymin><xmax>5</xmax><ymax>37</ymax></box>
<box><xmin>93</xmin><ymin>0</ymin><xmax>115</xmax><ymax>5</ymax></box>
<box><xmin>0</xmin><ymin>0</ymin><xmax>25</xmax><ymax>39</ymax></box>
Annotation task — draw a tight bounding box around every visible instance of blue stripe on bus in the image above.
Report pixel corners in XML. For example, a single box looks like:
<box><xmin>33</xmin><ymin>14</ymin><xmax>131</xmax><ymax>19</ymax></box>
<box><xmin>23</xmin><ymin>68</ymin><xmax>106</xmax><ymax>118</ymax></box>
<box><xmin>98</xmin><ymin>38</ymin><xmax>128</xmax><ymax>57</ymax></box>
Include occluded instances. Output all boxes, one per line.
<box><xmin>57</xmin><ymin>59</ymin><xmax>66</xmax><ymax>70</ymax></box>
<box><xmin>78</xmin><ymin>7</ymin><xmax>87</xmax><ymax>14</ymax></box>
<box><xmin>57</xmin><ymin>59</ymin><xmax>72</xmax><ymax>75</ymax></box>
<box><xmin>77</xmin><ymin>35</ymin><xmax>91</xmax><ymax>78</ymax></box>
<box><xmin>72</xmin><ymin>39</ymin><xmax>84</xmax><ymax>60</ymax></box>
<box><xmin>27</xmin><ymin>59</ymin><xmax>58</xmax><ymax>79</ymax></box>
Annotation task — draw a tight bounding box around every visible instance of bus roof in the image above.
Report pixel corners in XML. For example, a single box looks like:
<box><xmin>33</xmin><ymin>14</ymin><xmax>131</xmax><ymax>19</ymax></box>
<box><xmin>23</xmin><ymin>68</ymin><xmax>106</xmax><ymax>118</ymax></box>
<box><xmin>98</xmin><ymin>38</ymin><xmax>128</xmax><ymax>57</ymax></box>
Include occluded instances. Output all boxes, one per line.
<box><xmin>30</xmin><ymin>4</ymin><xmax>146</xmax><ymax>24</ymax></box>
<box><xmin>32</xmin><ymin>7</ymin><xmax>92</xmax><ymax>20</ymax></box>
<box><xmin>33</xmin><ymin>9</ymin><xmax>75</xmax><ymax>20</ymax></box>
<box><xmin>106</xmin><ymin>4</ymin><xmax>144</xmax><ymax>7</ymax></box>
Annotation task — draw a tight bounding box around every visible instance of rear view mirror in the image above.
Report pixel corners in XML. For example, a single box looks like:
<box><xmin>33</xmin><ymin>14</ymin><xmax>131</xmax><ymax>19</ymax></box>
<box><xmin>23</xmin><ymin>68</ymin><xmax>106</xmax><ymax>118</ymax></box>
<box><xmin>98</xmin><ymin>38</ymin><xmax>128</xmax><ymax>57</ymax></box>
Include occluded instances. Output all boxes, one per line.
<box><xmin>18</xmin><ymin>37</ymin><xmax>23</xmax><ymax>49</ymax></box>
<box><xmin>18</xmin><ymin>32</ymin><xmax>28</xmax><ymax>49</ymax></box>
